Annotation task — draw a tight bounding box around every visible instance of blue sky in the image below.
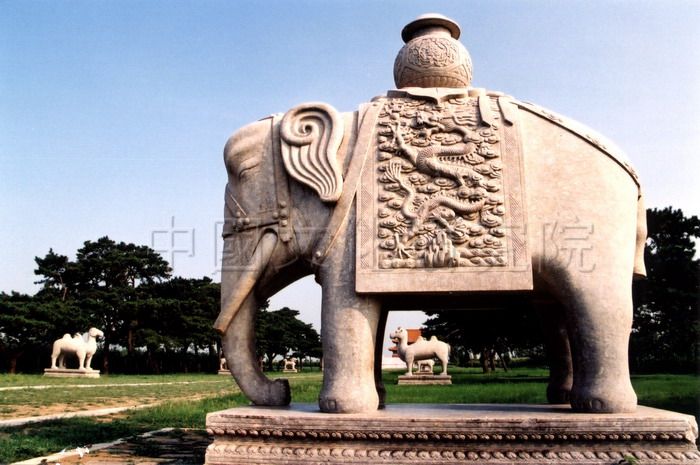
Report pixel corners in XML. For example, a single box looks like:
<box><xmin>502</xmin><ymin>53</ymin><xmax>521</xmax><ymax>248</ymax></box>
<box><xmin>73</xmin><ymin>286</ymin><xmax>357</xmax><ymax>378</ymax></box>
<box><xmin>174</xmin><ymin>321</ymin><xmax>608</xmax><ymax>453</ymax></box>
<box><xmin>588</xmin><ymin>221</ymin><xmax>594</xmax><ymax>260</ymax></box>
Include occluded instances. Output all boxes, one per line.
<box><xmin>2</xmin><ymin>1</ymin><xmax>699</xmax><ymax>338</ymax></box>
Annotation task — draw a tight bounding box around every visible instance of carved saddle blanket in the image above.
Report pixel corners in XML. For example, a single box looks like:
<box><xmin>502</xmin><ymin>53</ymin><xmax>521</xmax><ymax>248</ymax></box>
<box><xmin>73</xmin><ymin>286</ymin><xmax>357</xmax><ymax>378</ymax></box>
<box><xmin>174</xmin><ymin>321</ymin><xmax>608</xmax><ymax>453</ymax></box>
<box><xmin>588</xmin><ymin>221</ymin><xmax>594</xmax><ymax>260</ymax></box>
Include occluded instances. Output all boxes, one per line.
<box><xmin>355</xmin><ymin>89</ymin><xmax>533</xmax><ymax>293</ymax></box>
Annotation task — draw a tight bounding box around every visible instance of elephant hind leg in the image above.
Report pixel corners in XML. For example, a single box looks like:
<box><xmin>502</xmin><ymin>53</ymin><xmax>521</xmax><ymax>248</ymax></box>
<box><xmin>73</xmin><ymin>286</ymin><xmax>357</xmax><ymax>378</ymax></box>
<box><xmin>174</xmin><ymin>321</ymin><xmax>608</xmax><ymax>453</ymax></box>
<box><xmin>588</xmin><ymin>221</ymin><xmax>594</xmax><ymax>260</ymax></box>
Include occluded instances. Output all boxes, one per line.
<box><xmin>548</xmin><ymin>269</ymin><xmax>637</xmax><ymax>413</ymax></box>
<box><xmin>536</xmin><ymin>299</ymin><xmax>573</xmax><ymax>404</ymax></box>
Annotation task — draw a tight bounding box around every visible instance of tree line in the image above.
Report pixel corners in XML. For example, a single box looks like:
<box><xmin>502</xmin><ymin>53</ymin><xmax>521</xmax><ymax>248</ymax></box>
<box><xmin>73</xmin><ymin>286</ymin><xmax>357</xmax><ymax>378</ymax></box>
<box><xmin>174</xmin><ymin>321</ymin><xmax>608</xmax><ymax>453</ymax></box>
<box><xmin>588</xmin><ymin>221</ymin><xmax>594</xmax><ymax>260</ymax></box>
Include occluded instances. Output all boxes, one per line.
<box><xmin>0</xmin><ymin>236</ymin><xmax>319</xmax><ymax>374</ymax></box>
<box><xmin>2</xmin><ymin>208</ymin><xmax>697</xmax><ymax>374</ymax></box>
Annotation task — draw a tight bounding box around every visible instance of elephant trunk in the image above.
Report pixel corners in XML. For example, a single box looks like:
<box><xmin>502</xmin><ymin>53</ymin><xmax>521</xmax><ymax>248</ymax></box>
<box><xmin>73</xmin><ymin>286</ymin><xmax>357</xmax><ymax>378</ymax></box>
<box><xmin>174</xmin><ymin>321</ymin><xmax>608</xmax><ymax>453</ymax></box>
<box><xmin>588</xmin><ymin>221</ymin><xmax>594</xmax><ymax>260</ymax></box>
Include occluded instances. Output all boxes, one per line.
<box><xmin>214</xmin><ymin>232</ymin><xmax>277</xmax><ymax>333</ymax></box>
<box><xmin>216</xmin><ymin>230</ymin><xmax>290</xmax><ymax>406</ymax></box>
<box><xmin>222</xmin><ymin>291</ymin><xmax>291</xmax><ymax>406</ymax></box>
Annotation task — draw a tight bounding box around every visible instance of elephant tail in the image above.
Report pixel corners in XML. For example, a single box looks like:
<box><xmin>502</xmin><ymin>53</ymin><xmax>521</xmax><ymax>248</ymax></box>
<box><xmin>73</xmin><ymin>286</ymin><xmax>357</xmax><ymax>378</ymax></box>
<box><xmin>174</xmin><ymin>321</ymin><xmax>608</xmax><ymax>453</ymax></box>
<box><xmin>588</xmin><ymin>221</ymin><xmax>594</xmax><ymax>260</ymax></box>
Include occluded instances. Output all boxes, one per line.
<box><xmin>633</xmin><ymin>193</ymin><xmax>647</xmax><ymax>279</ymax></box>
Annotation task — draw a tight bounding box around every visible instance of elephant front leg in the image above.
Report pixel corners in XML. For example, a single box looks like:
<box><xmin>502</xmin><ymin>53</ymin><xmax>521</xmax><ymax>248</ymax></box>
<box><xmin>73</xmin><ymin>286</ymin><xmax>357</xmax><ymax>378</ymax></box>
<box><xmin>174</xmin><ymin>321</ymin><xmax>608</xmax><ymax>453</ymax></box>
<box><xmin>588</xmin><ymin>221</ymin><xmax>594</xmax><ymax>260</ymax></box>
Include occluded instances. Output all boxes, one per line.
<box><xmin>319</xmin><ymin>286</ymin><xmax>382</xmax><ymax>414</ymax></box>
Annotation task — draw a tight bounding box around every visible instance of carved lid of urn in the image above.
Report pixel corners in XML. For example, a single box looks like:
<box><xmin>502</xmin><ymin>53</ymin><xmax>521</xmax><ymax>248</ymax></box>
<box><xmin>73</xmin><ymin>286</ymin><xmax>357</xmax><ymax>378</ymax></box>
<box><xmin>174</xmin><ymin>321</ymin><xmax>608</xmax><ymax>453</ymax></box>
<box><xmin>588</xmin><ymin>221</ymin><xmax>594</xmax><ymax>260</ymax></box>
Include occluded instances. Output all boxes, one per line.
<box><xmin>393</xmin><ymin>13</ymin><xmax>473</xmax><ymax>89</ymax></box>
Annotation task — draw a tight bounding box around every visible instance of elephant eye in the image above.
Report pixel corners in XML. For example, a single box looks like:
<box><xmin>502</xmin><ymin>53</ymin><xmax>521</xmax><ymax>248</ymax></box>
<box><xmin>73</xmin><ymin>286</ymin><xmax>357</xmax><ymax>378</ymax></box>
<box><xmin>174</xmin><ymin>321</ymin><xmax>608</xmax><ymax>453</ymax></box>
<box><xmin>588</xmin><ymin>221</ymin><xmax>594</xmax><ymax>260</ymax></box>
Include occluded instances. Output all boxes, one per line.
<box><xmin>235</xmin><ymin>157</ymin><xmax>260</xmax><ymax>179</ymax></box>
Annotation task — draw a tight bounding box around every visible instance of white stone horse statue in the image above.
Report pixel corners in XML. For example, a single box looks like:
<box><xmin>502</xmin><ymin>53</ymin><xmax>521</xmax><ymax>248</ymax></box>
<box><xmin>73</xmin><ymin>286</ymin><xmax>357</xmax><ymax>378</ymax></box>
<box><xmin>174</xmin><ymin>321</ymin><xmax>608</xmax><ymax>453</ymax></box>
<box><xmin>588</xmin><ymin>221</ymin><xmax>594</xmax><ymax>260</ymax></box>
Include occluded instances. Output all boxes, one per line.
<box><xmin>389</xmin><ymin>327</ymin><xmax>450</xmax><ymax>376</ymax></box>
<box><xmin>50</xmin><ymin>327</ymin><xmax>104</xmax><ymax>371</ymax></box>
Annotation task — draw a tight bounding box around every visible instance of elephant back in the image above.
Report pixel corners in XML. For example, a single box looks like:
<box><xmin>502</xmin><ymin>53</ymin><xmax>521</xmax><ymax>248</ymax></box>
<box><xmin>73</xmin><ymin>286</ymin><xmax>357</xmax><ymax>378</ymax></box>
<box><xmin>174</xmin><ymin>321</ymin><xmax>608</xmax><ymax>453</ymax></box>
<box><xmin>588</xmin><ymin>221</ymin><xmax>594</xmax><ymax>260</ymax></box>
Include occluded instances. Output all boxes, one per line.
<box><xmin>513</xmin><ymin>99</ymin><xmax>640</xmax><ymax>187</ymax></box>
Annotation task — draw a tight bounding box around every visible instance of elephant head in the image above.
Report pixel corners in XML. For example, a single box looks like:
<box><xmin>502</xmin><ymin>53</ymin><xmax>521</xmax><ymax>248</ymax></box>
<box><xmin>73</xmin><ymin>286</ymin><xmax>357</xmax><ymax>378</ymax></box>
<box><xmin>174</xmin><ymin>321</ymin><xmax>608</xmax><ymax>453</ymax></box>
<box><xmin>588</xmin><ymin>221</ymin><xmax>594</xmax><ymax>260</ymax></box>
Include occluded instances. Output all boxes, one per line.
<box><xmin>215</xmin><ymin>103</ymin><xmax>353</xmax><ymax>405</ymax></box>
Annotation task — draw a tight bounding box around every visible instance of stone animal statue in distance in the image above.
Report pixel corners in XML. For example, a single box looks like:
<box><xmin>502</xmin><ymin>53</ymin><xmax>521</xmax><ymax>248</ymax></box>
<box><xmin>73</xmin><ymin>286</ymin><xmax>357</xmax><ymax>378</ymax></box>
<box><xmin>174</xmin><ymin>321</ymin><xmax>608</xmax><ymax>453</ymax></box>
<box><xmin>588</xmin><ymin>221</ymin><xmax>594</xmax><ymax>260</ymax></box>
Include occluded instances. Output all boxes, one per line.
<box><xmin>50</xmin><ymin>327</ymin><xmax>104</xmax><ymax>371</ymax></box>
<box><xmin>390</xmin><ymin>327</ymin><xmax>450</xmax><ymax>376</ymax></box>
<box><xmin>214</xmin><ymin>13</ymin><xmax>647</xmax><ymax>414</ymax></box>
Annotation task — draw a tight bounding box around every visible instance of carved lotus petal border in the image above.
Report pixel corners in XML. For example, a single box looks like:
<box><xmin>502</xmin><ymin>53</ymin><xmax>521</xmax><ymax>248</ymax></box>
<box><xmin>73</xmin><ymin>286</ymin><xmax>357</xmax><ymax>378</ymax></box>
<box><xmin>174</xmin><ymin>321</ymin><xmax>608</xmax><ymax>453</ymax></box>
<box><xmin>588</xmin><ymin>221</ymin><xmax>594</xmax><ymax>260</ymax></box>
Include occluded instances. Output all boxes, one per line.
<box><xmin>206</xmin><ymin>442</ymin><xmax>700</xmax><ymax>464</ymax></box>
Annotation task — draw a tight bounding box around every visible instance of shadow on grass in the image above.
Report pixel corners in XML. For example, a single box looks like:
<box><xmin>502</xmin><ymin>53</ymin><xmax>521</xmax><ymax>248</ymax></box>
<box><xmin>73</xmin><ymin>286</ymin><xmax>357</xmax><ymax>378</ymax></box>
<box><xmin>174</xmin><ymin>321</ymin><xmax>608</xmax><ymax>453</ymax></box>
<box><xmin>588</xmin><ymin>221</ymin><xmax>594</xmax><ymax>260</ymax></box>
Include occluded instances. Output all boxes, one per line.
<box><xmin>0</xmin><ymin>392</ymin><xmax>250</xmax><ymax>464</ymax></box>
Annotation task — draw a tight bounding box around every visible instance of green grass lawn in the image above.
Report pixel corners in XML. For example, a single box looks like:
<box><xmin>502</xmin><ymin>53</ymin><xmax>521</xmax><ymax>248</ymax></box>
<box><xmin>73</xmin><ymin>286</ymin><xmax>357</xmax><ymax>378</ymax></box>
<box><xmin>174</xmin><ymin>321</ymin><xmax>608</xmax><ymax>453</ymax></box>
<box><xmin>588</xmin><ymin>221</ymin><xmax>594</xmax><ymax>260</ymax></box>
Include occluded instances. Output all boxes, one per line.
<box><xmin>0</xmin><ymin>374</ymin><xmax>236</xmax><ymax>419</ymax></box>
<box><xmin>0</xmin><ymin>368</ymin><xmax>697</xmax><ymax>463</ymax></box>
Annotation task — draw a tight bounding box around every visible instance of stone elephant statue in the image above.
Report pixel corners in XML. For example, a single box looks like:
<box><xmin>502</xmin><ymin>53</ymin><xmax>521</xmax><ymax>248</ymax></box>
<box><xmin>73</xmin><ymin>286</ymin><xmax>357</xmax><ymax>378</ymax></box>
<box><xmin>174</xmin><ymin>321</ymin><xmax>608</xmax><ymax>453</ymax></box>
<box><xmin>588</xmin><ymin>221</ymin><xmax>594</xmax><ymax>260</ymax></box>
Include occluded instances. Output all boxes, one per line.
<box><xmin>214</xmin><ymin>14</ymin><xmax>646</xmax><ymax>415</ymax></box>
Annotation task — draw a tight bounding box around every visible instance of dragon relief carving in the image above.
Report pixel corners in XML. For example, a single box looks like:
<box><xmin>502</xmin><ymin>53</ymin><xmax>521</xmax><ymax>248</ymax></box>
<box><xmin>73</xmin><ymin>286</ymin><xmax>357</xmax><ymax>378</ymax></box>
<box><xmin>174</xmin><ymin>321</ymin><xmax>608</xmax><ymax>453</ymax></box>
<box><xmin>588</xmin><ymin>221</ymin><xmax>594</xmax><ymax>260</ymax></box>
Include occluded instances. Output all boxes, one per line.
<box><xmin>374</xmin><ymin>97</ymin><xmax>507</xmax><ymax>269</ymax></box>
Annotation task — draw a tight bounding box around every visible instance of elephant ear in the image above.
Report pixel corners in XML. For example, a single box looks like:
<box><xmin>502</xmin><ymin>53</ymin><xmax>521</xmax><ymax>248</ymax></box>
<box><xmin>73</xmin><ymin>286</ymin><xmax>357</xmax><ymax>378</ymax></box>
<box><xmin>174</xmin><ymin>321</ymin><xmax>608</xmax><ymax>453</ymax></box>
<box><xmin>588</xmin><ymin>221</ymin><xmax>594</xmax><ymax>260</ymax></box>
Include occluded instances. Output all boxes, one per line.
<box><xmin>280</xmin><ymin>102</ymin><xmax>344</xmax><ymax>202</ymax></box>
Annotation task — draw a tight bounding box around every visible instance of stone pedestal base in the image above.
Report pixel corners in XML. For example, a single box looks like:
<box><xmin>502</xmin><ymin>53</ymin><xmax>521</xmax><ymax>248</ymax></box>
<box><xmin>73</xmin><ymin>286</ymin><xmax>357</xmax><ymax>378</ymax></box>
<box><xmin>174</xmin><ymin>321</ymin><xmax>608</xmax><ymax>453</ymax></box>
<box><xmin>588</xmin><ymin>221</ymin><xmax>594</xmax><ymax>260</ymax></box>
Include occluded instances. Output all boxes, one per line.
<box><xmin>44</xmin><ymin>368</ymin><xmax>100</xmax><ymax>378</ymax></box>
<box><xmin>283</xmin><ymin>369</ymin><xmax>298</xmax><ymax>373</ymax></box>
<box><xmin>218</xmin><ymin>370</ymin><xmax>229</xmax><ymax>375</ymax></box>
<box><xmin>398</xmin><ymin>374</ymin><xmax>452</xmax><ymax>385</ymax></box>
<box><xmin>206</xmin><ymin>404</ymin><xmax>700</xmax><ymax>464</ymax></box>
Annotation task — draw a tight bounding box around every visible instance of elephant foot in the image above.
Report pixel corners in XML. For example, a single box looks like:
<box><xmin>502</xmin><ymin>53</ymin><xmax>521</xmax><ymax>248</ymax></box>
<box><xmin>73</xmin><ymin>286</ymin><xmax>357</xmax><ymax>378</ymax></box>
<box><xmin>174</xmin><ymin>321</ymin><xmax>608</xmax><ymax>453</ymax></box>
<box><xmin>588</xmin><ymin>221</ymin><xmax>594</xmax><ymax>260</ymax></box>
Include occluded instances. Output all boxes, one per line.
<box><xmin>319</xmin><ymin>384</ymin><xmax>379</xmax><ymax>414</ymax></box>
<box><xmin>570</xmin><ymin>382</ymin><xmax>637</xmax><ymax>413</ymax></box>
<box><xmin>252</xmin><ymin>378</ymin><xmax>291</xmax><ymax>406</ymax></box>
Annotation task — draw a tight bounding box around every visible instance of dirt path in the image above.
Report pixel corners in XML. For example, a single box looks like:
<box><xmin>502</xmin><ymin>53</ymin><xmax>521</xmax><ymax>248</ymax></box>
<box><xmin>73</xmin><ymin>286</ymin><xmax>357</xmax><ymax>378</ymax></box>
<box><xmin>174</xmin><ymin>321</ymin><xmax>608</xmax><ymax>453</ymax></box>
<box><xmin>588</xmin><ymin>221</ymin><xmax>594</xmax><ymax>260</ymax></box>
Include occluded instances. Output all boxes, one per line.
<box><xmin>0</xmin><ymin>404</ymin><xmax>155</xmax><ymax>428</ymax></box>
<box><xmin>1</xmin><ymin>382</ymin><xmax>236</xmax><ymax>425</ymax></box>
<box><xmin>1</xmin><ymin>387</ymin><xmax>230</xmax><ymax>427</ymax></box>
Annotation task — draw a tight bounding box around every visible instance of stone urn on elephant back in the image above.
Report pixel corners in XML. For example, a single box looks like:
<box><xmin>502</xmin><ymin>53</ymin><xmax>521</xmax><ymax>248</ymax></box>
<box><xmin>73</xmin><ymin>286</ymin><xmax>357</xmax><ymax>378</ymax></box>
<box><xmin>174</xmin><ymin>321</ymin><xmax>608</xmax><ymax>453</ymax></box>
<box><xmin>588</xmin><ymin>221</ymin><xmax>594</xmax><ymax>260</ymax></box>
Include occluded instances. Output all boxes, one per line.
<box><xmin>214</xmin><ymin>13</ymin><xmax>646</xmax><ymax>415</ymax></box>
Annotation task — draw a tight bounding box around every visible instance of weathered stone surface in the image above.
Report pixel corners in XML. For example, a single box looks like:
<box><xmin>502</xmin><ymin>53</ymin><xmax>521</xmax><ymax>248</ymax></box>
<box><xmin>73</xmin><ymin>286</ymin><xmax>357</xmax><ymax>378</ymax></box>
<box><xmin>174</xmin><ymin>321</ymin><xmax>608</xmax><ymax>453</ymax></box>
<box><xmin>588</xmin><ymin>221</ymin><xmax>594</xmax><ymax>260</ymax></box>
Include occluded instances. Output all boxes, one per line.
<box><xmin>216</xmin><ymin>12</ymin><xmax>647</xmax><ymax>415</ymax></box>
<box><xmin>206</xmin><ymin>404</ymin><xmax>700</xmax><ymax>464</ymax></box>
<box><xmin>43</xmin><ymin>368</ymin><xmax>100</xmax><ymax>378</ymax></box>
